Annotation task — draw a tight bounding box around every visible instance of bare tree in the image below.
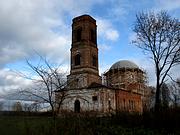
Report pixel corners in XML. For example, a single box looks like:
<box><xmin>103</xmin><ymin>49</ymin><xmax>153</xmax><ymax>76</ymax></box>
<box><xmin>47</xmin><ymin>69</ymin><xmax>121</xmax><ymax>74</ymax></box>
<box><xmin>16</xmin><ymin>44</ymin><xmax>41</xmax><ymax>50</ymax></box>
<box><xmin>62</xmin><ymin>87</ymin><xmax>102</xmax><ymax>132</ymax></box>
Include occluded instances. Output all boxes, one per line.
<box><xmin>143</xmin><ymin>86</ymin><xmax>155</xmax><ymax>111</ymax></box>
<box><xmin>169</xmin><ymin>78</ymin><xmax>180</xmax><ymax>107</ymax></box>
<box><xmin>160</xmin><ymin>83</ymin><xmax>170</xmax><ymax>108</ymax></box>
<box><xmin>12</xmin><ymin>101</ymin><xmax>23</xmax><ymax>111</ymax></box>
<box><xmin>133</xmin><ymin>11</ymin><xmax>180</xmax><ymax>111</ymax></box>
<box><xmin>177</xmin><ymin>78</ymin><xmax>180</xmax><ymax>86</ymax></box>
<box><xmin>23</xmin><ymin>103</ymin><xmax>32</xmax><ymax>112</ymax></box>
<box><xmin>19</xmin><ymin>56</ymin><xmax>69</xmax><ymax>117</ymax></box>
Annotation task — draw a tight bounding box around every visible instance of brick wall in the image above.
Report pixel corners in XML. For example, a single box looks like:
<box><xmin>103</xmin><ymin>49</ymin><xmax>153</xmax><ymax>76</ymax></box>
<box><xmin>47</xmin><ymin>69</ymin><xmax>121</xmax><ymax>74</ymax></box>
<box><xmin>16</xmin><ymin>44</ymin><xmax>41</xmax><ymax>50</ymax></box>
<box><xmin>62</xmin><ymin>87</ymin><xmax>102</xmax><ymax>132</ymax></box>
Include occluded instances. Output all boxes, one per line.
<box><xmin>116</xmin><ymin>90</ymin><xmax>143</xmax><ymax>113</ymax></box>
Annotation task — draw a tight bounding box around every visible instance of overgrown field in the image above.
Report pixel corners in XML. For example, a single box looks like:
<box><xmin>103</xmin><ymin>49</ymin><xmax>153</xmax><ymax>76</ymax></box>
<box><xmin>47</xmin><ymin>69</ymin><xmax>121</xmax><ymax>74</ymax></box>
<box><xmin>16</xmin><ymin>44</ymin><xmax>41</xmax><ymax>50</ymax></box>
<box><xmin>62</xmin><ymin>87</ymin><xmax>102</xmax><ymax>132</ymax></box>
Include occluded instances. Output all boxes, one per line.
<box><xmin>0</xmin><ymin>111</ymin><xmax>179</xmax><ymax>135</ymax></box>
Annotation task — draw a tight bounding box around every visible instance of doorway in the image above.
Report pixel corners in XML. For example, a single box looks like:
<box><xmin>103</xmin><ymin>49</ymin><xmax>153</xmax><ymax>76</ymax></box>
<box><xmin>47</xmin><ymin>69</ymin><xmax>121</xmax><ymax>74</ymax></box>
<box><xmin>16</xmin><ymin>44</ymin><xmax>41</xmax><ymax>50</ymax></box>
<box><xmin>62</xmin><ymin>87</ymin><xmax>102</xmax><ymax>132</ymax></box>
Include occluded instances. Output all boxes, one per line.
<box><xmin>74</xmin><ymin>100</ymin><xmax>80</xmax><ymax>113</ymax></box>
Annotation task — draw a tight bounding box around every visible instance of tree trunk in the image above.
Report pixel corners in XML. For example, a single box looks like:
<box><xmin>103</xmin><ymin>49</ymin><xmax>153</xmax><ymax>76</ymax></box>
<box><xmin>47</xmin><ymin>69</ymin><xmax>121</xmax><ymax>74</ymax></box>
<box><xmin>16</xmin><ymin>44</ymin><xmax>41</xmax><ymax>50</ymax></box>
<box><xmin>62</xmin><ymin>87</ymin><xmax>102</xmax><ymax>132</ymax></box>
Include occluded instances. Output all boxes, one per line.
<box><xmin>155</xmin><ymin>73</ymin><xmax>161</xmax><ymax>112</ymax></box>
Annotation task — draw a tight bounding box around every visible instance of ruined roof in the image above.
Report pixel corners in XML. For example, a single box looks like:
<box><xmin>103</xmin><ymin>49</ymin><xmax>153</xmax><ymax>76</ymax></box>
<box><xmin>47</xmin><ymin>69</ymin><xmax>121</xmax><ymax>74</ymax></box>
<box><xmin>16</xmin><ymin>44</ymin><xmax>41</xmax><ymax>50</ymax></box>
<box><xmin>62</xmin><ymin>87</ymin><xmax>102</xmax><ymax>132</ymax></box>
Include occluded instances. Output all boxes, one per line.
<box><xmin>72</xmin><ymin>14</ymin><xmax>96</xmax><ymax>23</ymax></box>
<box><xmin>110</xmin><ymin>60</ymin><xmax>139</xmax><ymax>70</ymax></box>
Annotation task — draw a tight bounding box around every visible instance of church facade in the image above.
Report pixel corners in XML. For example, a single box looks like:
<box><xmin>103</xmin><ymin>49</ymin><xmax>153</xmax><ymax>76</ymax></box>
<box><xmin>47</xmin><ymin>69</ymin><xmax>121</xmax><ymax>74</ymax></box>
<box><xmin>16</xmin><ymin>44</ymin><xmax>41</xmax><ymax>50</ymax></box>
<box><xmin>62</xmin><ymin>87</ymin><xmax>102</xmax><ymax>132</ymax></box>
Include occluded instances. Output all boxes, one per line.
<box><xmin>56</xmin><ymin>15</ymin><xmax>147</xmax><ymax>114</ymax></box>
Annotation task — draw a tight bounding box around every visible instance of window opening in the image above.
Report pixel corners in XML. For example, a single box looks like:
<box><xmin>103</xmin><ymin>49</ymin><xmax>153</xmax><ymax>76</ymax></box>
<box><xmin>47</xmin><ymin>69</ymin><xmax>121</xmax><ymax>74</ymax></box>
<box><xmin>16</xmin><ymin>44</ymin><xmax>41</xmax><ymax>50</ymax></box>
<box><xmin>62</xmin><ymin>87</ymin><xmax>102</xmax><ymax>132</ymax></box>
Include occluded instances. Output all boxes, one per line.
<box><xmin>92</xmin><ymin>96</ymin><xmax>98</xmax><ymax>101</ymax></box>
<box><xmin>123</xmin><ymin>99</ymin><xmax>126</xmax><ymax>110</ymax></box>
<box><xmin>75</xmin><ymin>54</ymin><xmax>81</xmax><ymax>66</ymax></box>
<box><xmin>92</xmin><ymin>56</ymin><xmax>97</xmax><ymax>67</ymax></box>
<box><xmin>90</xmin><ymin>29</ymin><xmax>96</xmax><ymax>43</ymax></box>
<box><xmin>76</xmin><ymin>28</ymin><xmax>82</xmax><ymax>42</ymax></box>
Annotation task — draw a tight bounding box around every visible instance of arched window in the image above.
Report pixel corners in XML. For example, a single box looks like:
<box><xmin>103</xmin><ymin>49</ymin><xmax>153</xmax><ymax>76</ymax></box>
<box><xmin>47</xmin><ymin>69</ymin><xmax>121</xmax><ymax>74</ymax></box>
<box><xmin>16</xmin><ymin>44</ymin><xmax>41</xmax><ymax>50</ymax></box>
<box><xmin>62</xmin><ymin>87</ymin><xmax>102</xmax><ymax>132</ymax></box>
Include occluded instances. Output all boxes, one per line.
<box><xmin>92</xmin><ymin>56</ymin><xmax>97</xmax><ymax>67</ymax></box>
<box><xmin>76</xmin><ymin>28</ymin><xmax>82</xmax><ymax>42</ymax></box>
<box><xmin>75</xmin><ymin>54</ymin><xmax>81</xmax><ymax>66</ymax></box>
<box><xmin>74</xmin><ymin>100</ymin><xmax>80</xmax><ymax>113</ymax></box>
<box><xmin>90</xmin><ymin>29</ymin><xmax>96</xmax><ymax>43</ymax></box>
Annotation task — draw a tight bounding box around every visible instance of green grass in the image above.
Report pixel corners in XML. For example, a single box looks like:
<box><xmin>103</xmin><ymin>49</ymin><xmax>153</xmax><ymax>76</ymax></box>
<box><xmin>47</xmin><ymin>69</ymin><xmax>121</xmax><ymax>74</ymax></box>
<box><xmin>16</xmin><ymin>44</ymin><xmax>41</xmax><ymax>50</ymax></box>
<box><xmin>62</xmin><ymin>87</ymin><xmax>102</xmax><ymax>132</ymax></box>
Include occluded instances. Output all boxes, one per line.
<box><xmin>0</xmin><ymin>116</ymin><xmax>52</xmax><ymax>135</ymax></box>
<box><xmin>0</xmin><ymin>115</ymin><xmax>179</xmax><ymax>135</ymax></box>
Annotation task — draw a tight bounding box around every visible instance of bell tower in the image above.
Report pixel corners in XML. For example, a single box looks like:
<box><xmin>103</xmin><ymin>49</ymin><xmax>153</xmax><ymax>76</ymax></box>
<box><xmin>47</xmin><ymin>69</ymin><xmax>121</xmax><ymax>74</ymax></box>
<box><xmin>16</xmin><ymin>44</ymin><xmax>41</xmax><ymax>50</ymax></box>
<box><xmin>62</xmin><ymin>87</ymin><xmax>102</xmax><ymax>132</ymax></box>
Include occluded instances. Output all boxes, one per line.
<box><xmin>67</xmin><ymin>15</ymin><xmax>101</xmax><ymax>89</ymax></box>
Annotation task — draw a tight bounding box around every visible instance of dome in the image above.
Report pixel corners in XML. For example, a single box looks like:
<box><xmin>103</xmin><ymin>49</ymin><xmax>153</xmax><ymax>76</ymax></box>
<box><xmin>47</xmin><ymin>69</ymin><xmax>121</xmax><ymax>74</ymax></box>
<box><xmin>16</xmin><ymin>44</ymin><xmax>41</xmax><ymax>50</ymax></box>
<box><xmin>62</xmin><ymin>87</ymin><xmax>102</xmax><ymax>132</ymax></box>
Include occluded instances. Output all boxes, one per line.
<box><xmin>110</xmin><ymin>60</ymin><xmax>139</xmax><ymax>70</ymax></box>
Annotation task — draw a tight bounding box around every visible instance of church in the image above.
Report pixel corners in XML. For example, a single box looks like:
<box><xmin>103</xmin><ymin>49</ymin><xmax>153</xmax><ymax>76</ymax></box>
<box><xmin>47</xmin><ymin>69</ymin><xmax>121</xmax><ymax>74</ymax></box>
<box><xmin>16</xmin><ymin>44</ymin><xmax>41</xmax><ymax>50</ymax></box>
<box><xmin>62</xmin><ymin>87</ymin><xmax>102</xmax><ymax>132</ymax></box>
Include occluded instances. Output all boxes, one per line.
<box><xmin>56</xmin><ymin>15</ymin><xmax>147</xmax><ymax>114</ymax></box>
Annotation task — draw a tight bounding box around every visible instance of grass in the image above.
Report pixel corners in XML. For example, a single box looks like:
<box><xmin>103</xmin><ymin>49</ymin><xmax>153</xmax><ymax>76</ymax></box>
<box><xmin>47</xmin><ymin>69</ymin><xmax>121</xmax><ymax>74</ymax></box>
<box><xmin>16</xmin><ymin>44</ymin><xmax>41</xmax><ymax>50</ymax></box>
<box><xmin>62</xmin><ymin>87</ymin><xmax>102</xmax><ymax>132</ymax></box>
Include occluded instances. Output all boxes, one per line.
<box><xmin>0</xmin><ymin>111</ymin><xmax>179</xmax><ymax>135</ymax></box>
<box><xmin>0</xmin><ymin>116</ymin><xmax>52</xmax><ymax>135</ymax></box>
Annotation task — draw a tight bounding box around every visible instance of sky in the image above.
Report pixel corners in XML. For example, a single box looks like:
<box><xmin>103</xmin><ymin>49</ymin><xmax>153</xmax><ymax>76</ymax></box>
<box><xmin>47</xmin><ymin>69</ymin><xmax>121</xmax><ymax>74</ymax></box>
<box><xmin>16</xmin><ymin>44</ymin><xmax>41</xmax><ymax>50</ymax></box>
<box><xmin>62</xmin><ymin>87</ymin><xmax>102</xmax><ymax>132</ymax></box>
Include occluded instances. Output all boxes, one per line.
<box><xmin>0</xmin><ymin>0</ymin><xmax>180</xmax><ymax>97</ymax></box>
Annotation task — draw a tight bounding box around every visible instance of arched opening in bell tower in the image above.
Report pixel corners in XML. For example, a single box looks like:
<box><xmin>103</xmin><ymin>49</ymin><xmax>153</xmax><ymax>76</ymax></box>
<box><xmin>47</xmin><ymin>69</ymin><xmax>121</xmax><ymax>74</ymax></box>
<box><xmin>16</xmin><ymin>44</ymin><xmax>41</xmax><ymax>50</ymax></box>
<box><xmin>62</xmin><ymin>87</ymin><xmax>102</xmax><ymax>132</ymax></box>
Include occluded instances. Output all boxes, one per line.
<box><xmin>75</xmin><ymin>54</ymin><xmax>81</xmax><ymax>66</ymax></box>
<box><xmin>76</xmin><ymin>28</ymin><xmax>82</xmax><ymax>42</ymax></box>
<box><xmin>90</xmin><ymin>29</ymin><xmax>96</xmax><ymax>44</ymax></box>
<box><xmin>92</xmin><ymin>55</ymin><xmax>97</xmax><ymax>67</ymax></box>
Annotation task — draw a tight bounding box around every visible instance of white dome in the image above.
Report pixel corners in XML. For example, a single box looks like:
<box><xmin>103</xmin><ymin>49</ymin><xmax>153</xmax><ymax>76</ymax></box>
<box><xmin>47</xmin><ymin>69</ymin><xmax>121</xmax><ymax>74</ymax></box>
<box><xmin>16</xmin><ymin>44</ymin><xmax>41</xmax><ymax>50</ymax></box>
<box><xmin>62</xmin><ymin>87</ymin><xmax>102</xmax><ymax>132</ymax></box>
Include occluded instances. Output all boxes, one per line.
<box><xmin>110</xmin><ymin>60</ymin><xmax>139</xmax><ymax>70</ymax></box>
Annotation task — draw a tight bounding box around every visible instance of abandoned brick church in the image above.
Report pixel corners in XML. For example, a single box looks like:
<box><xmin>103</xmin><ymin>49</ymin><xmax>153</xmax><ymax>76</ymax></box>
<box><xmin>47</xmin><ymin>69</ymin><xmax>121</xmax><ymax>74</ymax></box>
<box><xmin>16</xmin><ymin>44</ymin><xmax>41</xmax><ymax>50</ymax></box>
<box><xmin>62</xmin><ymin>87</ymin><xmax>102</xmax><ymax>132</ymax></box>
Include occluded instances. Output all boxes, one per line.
<box><xmin>56</xmin><ymin>15</ymin><xmax>148</xmax><ymax>114</ymax></box>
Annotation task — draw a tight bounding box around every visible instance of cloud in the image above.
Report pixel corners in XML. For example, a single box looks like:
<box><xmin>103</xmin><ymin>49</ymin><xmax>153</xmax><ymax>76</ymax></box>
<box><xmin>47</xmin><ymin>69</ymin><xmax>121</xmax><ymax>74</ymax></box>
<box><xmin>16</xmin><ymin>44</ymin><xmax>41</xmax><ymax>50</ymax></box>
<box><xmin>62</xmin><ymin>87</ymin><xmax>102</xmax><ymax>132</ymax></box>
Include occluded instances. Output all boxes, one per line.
<box><xmin>99</xmin><ymin>63</ymin><xmax>112</xmax><ymax>75</ymax></box>
<box><xmin>107</xmin><ymin>0</ymin><xmax>131</xmax><ymax>20</ymax></box>
<box><xmin>0</xmin><ymin>0</ymin><xmax>105</xmax><ymax>68</ymax></box>
<box><xmin>99</xmin><ymin>44</ymin><xmax>112</xmax><ymax>52</ymax></box>
<box><xmin>97</xmin><ymin>18</ymin><xmax>119</xmax><ymax>41</ymax></box>
<box><xmin>0</xmin><ymin>64</ymin><xmax>70</xmax><ymax>99</ymax></box>
<box><xmin>0</xmin><ymin>0</ymin><xmax>70</xmax><ymax>67</ymax></box>
<box><xmin>106</xmin><ymin>29</ymin><xmax>119</xmax><ymax>41</ymax></box>
<box><xmin>0</xmin><ymin>0</ymin><xmax>108</xmax><ymax>96</ymax></box>
<box><xmin>0</xmin><ymin>0</ymin><xmax>179</xmax><ymax>96</ymax></box>
<box><xmin>139</xmin><ymin>61</ymin><xmax>156</xmax><ymax>86</ymax></box>
<box><xmin>168</xmin><ymin>65</ymin><xmax>180</xmax><ymax>81</ymax></box>
<box><xmin>154</xmin><ymin>0</ymin><xmax>180</xmax><ymax>11</ymax></box>
<box><xmin>0</xmin><ymin>68</ymin><xmax>32</xmax><ymax>95</ymax></box>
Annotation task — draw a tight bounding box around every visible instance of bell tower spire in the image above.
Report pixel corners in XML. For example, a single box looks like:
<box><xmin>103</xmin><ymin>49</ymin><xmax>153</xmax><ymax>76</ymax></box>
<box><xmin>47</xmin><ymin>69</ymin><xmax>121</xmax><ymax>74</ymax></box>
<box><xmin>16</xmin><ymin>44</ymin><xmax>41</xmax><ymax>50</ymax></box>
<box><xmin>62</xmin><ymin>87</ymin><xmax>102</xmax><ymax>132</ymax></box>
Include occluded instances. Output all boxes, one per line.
<box><xmin>67</xmin><ymin>15</ymin><xmax>101</xmax><ymax>89</ymax></box>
